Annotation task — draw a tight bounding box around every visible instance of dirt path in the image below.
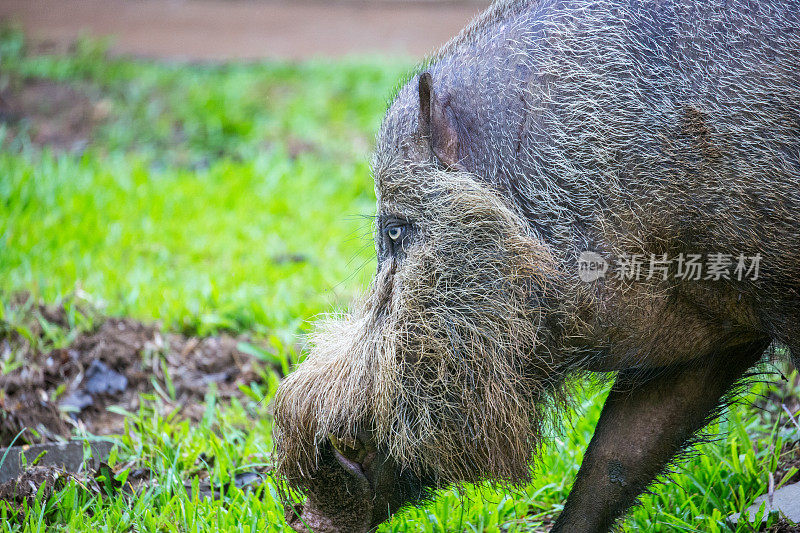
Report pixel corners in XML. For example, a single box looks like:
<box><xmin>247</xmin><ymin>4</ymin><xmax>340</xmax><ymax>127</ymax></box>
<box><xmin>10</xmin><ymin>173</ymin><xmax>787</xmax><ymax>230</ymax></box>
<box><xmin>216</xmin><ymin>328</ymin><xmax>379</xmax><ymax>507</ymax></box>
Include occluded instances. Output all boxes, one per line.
<box><xmin>0</xmin><ymin>0</ymin><xmax>489</xmax><ymax>61</ymax></box>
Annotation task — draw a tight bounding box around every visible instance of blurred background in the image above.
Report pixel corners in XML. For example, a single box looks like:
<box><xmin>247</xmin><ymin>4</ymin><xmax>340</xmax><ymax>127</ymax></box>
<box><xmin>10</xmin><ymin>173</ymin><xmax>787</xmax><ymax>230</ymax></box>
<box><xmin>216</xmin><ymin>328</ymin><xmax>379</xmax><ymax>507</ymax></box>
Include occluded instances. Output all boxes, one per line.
<box><xmin>0</xmin><ymin>0</ymin><xmax>488</xmax><ymax>60</ymax></box>
<box><xmin>0</xmin><ymin>0</ymin><xmax>490</xmax><ymax>336</ymax></box>
<box><xmin>0</xmin><ymin>2</ymin><xmax>797</xmax><ymax>532</ymax></box>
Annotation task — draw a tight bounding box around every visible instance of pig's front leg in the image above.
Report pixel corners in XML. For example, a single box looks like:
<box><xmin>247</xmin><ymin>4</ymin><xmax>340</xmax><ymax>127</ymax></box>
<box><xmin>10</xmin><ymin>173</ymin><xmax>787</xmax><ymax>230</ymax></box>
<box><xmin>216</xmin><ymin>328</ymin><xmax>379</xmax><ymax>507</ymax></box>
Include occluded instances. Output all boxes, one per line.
<box><xmin>552</xmin><ymin>339</ymin><xmax>769</xmax><ymax>533</ymax></box>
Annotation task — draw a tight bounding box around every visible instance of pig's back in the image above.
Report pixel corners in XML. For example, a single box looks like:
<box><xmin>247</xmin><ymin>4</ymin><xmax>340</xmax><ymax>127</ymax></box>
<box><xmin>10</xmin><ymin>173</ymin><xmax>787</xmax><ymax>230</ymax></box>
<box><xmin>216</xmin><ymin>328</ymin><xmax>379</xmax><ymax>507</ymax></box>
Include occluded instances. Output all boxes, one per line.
<box><xmin>424</xmin><ymin>0</ymin><xmax>800</xmax><ymax>252</ymax></box>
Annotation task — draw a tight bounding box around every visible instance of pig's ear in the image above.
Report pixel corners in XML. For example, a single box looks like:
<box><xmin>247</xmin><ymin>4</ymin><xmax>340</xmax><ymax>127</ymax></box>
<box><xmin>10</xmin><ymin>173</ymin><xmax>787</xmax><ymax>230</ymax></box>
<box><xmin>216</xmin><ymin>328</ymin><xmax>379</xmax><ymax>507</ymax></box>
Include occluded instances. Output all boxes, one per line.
<box><xmin>418</xmin><ymin>72</ymin><xmax>460</xmax><ymax>169</ymax></box>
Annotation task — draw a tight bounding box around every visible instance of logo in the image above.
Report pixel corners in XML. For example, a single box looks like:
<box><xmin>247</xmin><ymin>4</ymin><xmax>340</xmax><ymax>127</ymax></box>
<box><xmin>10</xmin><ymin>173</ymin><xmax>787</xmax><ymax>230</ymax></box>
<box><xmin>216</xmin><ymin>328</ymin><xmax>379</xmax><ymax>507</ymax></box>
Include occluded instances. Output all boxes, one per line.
<box><xmin>578</xmin><ymin>251</ymin><xmax>608</xmax><ymax>282</ymax></box>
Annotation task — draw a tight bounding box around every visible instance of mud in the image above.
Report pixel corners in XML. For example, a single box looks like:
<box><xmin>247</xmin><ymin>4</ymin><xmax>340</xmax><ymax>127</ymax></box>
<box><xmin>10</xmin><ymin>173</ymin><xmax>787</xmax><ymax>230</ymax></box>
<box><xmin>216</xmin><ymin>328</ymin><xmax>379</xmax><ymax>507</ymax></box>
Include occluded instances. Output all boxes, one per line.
<box><xmin>0</xmin><ymin>441</ymin><xmax>113</xmax><ymax>484</ymax></box>
<box><xmin>0</xmin><ymin>296</ymin><xmax>270</xmax><ymax>446</ymax></box>
<box><xmin>0</xmin><ymin>466</ymin><xmax>78</xmax><ymax>518</ymax></box>
<box><xmin>0</xmin><ymin>452</ymin><xmax>270</xmax><ymax>522</ymax></box>
<box><xmin>0</xmin><ymin>78</ymin><xmax>107</xmax><ymax>151</ymax></box>
<box><xmin>0</xmin><ymin>459</ymin><xmax>148</xmax><ymax>522</ymax></box>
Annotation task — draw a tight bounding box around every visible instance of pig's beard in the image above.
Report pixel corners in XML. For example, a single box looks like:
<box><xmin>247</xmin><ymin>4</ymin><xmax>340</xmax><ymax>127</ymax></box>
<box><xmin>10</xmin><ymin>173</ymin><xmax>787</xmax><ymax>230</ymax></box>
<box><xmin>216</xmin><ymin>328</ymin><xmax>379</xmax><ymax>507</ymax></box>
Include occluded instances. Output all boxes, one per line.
<box><xmin>373</xmin><ymin>173</ymin><xmax>562</xmax><ymax>486</ymax></box>
<box><xmin>273</xmin><ymin>308</ymin><xmax>382</xmax><ymax>488</ymax></box>
<box><xmin>274</xmin><ymin>170</ymin><xmax>564</xmax><ymax>495</ymax></box>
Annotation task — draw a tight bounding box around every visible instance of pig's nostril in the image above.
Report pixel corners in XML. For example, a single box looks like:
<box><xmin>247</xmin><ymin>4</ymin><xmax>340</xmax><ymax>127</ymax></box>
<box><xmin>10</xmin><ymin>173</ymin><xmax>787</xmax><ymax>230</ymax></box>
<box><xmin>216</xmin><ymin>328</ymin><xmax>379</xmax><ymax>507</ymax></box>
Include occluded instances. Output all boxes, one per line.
<box><xmin>329</xmin><ymin>434</ymin><xmax>367</xmax><ymax>464</ymax></box>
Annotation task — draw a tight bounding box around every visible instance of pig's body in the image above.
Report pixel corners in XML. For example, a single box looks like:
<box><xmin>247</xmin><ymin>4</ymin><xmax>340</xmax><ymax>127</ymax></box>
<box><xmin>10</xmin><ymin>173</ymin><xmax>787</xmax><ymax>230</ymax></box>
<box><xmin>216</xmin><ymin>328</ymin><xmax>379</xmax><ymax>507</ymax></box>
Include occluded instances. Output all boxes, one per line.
<box><xmin>381</xmin><ymin>0</ymin><xmax>800</xmax><ymax>368</ymax></box>
<box><xmin>276</xmin><ymin>1</ymin><xmax>800</xmax><ymax>531</ymax></box>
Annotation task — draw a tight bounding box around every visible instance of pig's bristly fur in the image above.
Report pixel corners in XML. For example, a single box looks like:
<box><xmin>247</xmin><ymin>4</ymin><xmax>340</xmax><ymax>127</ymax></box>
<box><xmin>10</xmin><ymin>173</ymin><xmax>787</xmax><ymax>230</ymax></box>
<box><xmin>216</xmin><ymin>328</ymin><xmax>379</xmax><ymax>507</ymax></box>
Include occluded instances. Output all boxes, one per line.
<box><xmin>274</xmin><ymin>0</ymin><xmax>800</xmax><ymax>531</ymax></box>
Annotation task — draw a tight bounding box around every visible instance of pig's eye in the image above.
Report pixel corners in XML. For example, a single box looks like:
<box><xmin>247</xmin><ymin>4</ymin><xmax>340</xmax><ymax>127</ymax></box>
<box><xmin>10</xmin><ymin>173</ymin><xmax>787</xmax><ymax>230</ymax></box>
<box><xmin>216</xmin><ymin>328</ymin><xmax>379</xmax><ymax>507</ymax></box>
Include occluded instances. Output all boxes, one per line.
<box><xmin>387</xmin><ymin>226</ymin><xmax>403</xmax><ymax>241</ymax></box>
<box><xmin>383</xmin><ymin>221</ymin><xmax>411</xmax><ymax>255</ymax></box>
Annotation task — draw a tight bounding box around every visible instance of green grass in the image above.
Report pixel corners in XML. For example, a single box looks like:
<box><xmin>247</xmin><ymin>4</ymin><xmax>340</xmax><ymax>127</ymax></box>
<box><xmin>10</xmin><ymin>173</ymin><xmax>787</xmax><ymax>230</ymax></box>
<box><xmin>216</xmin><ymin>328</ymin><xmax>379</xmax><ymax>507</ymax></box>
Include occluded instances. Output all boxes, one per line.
<box><xmin>0</xmin><ymin>27</ymin><xmax>797</xmax><ymax>532</ymax></box>
<box><xmin>0</xmin><ymin>27</ymin><xmax>416</xmax><ymax>337</ymax></box>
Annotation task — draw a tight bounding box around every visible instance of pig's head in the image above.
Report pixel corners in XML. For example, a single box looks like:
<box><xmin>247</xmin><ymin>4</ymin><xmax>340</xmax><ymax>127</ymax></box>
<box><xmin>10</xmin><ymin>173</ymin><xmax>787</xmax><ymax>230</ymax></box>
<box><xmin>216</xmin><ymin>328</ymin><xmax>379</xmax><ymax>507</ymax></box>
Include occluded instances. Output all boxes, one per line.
<box><xmin>273</xmin><ymin>72</ymin><xmax>564</xmax><ymax>532</ymax></box>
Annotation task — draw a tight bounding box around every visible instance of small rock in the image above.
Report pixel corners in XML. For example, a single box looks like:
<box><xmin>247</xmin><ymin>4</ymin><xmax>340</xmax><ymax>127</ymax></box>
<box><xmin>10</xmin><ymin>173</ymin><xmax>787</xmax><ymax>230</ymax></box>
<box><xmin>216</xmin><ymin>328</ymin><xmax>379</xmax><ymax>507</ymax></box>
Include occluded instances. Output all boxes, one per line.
<box><xmin>728</xmin><ymin>482</ymin><xmax>800</xmax><ymax>525</ymax></box>
<box><xmin>84</xmin><ymin>360</ymin><xmax>128</xmax><ymax>396</ymax></box>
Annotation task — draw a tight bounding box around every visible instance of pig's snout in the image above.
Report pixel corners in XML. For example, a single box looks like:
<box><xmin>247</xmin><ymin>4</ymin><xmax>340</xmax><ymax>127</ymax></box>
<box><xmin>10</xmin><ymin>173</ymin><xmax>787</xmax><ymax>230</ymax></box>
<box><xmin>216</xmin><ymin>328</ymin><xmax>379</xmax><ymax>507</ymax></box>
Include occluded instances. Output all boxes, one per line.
<box><xmin>285</xmin><ymin>433</ymin><xmax>394</xmax><ymax>533</ymax></box>
<box><xmin>329</xmin><ymin>433</ymin><xmax>379</xmax><ymax>484</ymax></box>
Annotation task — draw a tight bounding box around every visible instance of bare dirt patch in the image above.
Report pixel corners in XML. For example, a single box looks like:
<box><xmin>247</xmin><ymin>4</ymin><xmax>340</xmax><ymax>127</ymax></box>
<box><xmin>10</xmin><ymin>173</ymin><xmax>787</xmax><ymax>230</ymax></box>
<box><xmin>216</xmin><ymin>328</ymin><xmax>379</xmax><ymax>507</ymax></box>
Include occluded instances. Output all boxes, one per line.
<box><xmin>0</xmin><ymin>79</ymin><xmax>107</xmax><ymax>151</ymax></box>
<box><xmin>0</xmin><ymin>298</ymin><xmax>271</xmax><ymax>447</ymax></box>
<box><xmin>0</xmin><ymin>466</ymin><xmax>78</xmax><ymax>519</ymax></box>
